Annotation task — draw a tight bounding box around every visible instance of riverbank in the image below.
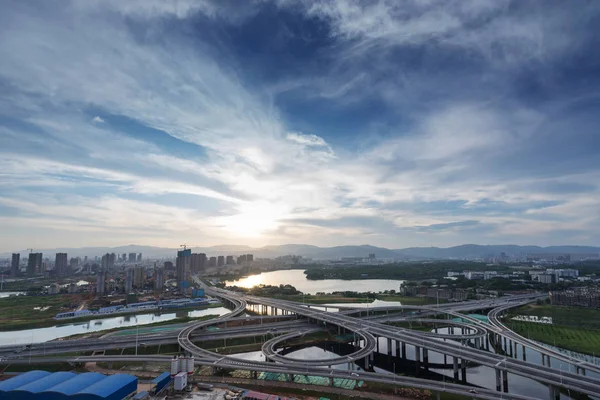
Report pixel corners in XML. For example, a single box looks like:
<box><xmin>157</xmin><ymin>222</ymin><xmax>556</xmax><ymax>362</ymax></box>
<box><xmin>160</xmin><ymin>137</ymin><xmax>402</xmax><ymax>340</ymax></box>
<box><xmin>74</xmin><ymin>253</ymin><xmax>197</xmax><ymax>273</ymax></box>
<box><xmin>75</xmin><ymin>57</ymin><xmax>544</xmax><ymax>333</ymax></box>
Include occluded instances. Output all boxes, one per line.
<box><xmin>269</xmin><ymin>294</ymin><xmax>445</xmax><ymax>306</ymax></box>
<box><xmin>505</xmin><ymin>304</ymin><xmax>600</xmax><ymax>355</ymax></box>
<box><xmin>0</xmin><ymin>293</ymin><xmax>223</xmax><ymax>332</ymax></box>
<box><xmin>60</xmin><ymin>314</ymin><xmax>220</xmax><ymax>340</ymax></box>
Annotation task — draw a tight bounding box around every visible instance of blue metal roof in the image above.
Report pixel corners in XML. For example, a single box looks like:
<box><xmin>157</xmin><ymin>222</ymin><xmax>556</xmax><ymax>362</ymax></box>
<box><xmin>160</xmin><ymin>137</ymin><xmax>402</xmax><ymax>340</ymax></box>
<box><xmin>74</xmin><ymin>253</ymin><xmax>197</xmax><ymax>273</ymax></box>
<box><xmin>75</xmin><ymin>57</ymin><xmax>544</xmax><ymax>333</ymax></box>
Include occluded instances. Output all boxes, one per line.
<box><xmin>0</xmin><ymin>371</ymin><xmax>138</xmax><ymax>400</ymax></box>
<box><xmin>46</xmin><ymin>373</ymin><xmax>106</xmax><ymax>395</ymax></box>
<box><xmin>0</xmin><ymin>370</ymin><xmax>51</xmax><ymax>392</ymax></box>
<box><xmin>151</xmin><ymin>372</ymin><xmax>170</xmax><ymax>384</ymax></box>
<box><xmin>13</xmin><ymin>371</ymin><xmax>76</xmax><ymax>393</ymax></box>
<box><xmin>77</xmin><ymin>374</ymin><xmax>138</xmax><ymax>398</ymax></box>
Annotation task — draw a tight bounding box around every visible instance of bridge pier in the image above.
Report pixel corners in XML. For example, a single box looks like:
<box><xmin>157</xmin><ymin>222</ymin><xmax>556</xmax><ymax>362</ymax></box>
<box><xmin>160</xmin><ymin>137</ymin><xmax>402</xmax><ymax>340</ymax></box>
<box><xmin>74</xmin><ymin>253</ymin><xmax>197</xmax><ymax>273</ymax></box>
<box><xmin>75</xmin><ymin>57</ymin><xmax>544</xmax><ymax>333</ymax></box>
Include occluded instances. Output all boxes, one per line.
<box><xmin>415</xmin><ymin>345</ymin><xmax>421</xmax><ymax>376</ymax></box>
<box><xmin>387</xmin><ymin>338</ymin><xmax>392</xmax><ymax>362</ymax></box>
<box><xmin>508</xmin><ymin>340</ymin><xmax>513</xmax><ymax>357</ymax></box>
<box><xmin>364</xmin><ymin>356</ymin><xmax>369</xmax><ymax>370</ymax></box>
<box><xmin>522</xmin><ymin>344</ymin><xmax>526</xmax><ymax>361</ymax></box>
<box><xmin>460</xmin><ymin>358</ymin><xmax>466</xmax><ymax>383</ymax></box>
<box><xmin>548</xmin><ymin>385</ymin><xmax>560</xmax><ymax>400</ymax></box>
<box><xmin>453</xmin><ymin>357</ymin><xmax>459</xmax><ymax>381</ymax></box>
<box><xmin>495</xmin><ymin>369</ymin><xmax>501</xmax><ymax>392</ymax></box>
<box><xmin>401</xmin><ymin>342</ymin><xmax>406</xmax><ymax>360</ymax></box>
<box><xmin>376</xmin><ymin>336</ymin><xmax>380</xmax><ymax>353</ymax></box>
<box><xmin>502</xmin><ymin>370</ymin><xmax>508</xmax><ymax>393</ymax></box>
<box><xmin>503</xmin><ymin>337</ymin><xmax>507</xmax><ymax>353</ymax></box>
<box><xmin>423</xmin><ymin>348</ymin><xmax>429</xmax><ymax>371</ymax></box>
<box><xmin>513</xmin><ymin>341</ymin><xmax>517</xmax><ymax>358</ymax></box>
<box><xmin>395</xmin><ymin>340</ymin><xmax>400</xmax><ymax>359</ymax></box>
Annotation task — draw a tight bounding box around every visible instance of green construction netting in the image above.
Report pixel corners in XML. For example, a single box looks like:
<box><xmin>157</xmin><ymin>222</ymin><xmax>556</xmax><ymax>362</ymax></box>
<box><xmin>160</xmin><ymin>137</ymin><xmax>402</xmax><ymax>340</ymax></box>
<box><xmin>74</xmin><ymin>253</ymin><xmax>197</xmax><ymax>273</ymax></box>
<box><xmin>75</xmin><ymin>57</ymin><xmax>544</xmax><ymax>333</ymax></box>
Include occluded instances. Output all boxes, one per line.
<box><xmin>258</xmin><ymin>372</ymin><xmax>363</xmax><ymax>390</ymax></box>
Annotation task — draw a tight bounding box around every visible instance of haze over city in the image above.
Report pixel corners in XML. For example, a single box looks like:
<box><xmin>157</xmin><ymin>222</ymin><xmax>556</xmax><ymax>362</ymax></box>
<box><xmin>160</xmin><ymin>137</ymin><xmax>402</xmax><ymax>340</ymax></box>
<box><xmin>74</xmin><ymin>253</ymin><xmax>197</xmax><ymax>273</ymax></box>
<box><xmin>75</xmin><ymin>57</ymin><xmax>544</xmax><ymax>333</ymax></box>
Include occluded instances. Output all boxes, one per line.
<box><xmin>1</xmin><ymin>0</ymin><xmax>600</xmax><ymax>252</ymax></box>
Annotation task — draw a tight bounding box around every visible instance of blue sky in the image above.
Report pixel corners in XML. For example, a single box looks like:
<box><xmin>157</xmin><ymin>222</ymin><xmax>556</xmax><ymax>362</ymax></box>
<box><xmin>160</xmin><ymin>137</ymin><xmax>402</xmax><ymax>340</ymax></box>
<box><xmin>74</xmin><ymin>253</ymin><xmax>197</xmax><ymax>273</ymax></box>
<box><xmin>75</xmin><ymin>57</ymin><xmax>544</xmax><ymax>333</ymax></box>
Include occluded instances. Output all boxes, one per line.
<box><xmin>1</xmin><ymin>0</ymin><xmax>600</xmax><ymax>251</ymax></box>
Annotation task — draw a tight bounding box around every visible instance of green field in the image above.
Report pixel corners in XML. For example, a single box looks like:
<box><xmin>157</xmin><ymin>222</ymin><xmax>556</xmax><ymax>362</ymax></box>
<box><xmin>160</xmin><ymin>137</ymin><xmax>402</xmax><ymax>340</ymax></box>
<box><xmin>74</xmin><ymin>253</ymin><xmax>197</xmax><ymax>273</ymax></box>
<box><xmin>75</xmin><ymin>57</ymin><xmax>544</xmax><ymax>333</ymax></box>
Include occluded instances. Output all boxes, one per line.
<box><xmin>0</xmin><ymin>294</ymin><xmax>87</xmax><ymax>331</ymax></box>
<box><xmin>506</xmin><ymin>320</ymin><xmax>600</xmax><ymax>355</ymax></box>
<box><xmin>509</xmin><ymin>304</ymin><xmax>600</xmax><ymax>330</ymax></box>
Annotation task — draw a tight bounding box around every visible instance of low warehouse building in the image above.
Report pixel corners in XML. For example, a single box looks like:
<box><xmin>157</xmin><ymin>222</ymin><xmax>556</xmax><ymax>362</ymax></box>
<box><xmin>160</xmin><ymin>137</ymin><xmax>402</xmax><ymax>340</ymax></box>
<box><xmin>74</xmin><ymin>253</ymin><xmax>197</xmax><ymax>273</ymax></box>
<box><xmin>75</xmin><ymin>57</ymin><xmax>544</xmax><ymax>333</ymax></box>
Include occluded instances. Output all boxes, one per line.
<box><xmin>0</xmin><ymin>370</ymin><xmax>138</xmax><ymax>400</ymax></box>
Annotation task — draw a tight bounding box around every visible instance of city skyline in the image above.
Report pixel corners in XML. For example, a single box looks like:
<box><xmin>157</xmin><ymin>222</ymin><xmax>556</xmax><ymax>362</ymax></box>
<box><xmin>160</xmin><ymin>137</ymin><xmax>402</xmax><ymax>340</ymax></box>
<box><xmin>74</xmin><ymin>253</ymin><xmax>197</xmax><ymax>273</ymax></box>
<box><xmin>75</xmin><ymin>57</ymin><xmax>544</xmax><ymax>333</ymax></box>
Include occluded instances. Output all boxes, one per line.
<box><xmin>1</xmin><ymin>1</ymin><xmax>600</xmax><ymax>249</ymax></box>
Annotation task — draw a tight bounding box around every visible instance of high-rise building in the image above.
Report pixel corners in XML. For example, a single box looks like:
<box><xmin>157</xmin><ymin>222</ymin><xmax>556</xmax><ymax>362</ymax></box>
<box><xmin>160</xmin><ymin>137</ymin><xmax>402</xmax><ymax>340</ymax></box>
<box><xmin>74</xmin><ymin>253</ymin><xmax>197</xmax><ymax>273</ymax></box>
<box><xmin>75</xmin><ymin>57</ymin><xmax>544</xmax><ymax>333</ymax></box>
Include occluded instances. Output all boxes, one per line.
<box><xmin>155</xmin><ymin>267</ymin><xmax>165</xmax><ymax>292</ymax></box>
<box><xmin>101</xmin><ymin>253</ymin><xmax>113</xmax><ymax>270</ymax></box>
<box><xmin>69</xmin><ymin>257</ymin><xmax>79</xmax><ymax>271</ymax></box>
<box><xmin>226</xmin><ymin>255</ymin><xmax>235</xmax><ymax>265</ymax></box>
<box><xmin>190</xmin><ymin>253</ymin><xmax>201</xmax><ymax>275</ymax></box>
<box><xmin>96</xmin><ymin>269</ymin><xmax>106</xmax><ymax>295</ymax></box>
<box><xmin>27</xmin><ymin>253</ymin><xmax>42</xmax><ymax>276</ymax></box>
<box><xmin>125</xmin><ymin>268</ymin><xmax>134</xmax><ymax>293</ymax></box>
<box><xmin>11</xmin><ymin>253</ymin><xmax>20</xmax><ymax>277</ymax></box>
<box><xmin>237</xmin><ymin>254</ymin><xmax>247</xmax><ymax>265</ymax></box>
<box><xmin>208</xmin><ymin>257</ymin><xmax>217</xmax><ymax>267</ymax></box>
<box><xmin>137</xmin><ymin>253</ymin><xmax>142</xmax><ymax>262</ymax></box>
<box><xmin>176</xmin><ymin>248</ymin><xmax>191</xmax><ymax>293</ymax></box>
<box><xmin>109</xmin><ymin>253</ymin><xmax>116</xmax><ymax>268</ymax></box>
<box><xmin>133</xmin><ymin>266</ymin><xmax>144</xmax><ymax>288</ymax></box>
<box><xmin>55</xmin><ymin>253</ymin><xmax>68</xmax><ymax>276</ymax></box>
<box><xmin>217</xmin><ymin>256</ymin><xmax>225</xmax><ymax>267</ymax></box>
<box><xmin>128</xmin><ymin>253</ymin><xmax>136</xmax><ymax>263</ymax></box>
<box><xmin>164</xmin><ymin>261</ymin><xmax>174</xmax><ymax>270</ymax></box>
<box><xmin>246</xmin><ymin>254</ymin><xmax>254</xmax><ymax>262</ymax></box>
<box><xmin>121</xmin><ymin>253</ymin><xmax>127</xmax><ymax>262</ymax></box>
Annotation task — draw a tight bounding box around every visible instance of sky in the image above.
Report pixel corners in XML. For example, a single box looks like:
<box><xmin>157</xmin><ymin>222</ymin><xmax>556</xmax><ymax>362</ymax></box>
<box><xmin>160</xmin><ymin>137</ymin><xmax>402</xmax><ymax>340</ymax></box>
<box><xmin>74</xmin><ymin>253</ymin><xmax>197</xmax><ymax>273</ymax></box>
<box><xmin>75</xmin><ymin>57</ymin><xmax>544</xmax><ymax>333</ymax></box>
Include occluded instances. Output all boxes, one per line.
<box><xmin>1</xmin><ymin>0</ymin><xmax>600</xmax><ymax>252</ymax></box>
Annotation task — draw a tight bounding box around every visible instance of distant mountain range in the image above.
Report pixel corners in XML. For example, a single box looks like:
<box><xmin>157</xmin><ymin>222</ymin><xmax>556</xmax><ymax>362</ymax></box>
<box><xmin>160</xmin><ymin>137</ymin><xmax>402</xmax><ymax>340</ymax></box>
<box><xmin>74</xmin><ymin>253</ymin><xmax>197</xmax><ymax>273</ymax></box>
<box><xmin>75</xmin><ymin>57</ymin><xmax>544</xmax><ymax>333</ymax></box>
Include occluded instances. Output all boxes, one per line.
<box><xmin>2</xmin><ymin>243</ymin><xmax>599</xmax><ymax>261</ymax></box>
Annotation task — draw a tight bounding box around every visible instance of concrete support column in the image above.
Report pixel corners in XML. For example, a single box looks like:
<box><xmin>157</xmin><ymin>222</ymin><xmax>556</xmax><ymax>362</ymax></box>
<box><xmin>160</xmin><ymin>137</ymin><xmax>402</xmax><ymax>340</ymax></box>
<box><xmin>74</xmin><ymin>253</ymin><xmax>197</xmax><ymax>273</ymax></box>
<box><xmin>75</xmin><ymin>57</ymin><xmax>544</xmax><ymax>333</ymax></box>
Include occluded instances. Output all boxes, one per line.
<box><xmin>453</xmin><ymin>357</ymin><xmax>459</xmax><ymax>381</ymax></box>
<box><xmin>364</xmin><ymin>356</ymin><xmax>369</xmax><ymax>370</ymax></box>
<box><xmin>495</xmin><ymin>369</ymin><xmax>501</xmax><ymax>392</ymax></box>
<box><xmin>486</xmin><ymin>336</ymin><xmax>490</xmax><ymax>351</ymax></box>
<box><xmin>509</xmin><ymin>340</ymin><xmax>513</xmax><ymax>357</ymax></box>
<box><xmin>522</xmin><ymin>344</ymin><xmax>526</xmax><ymax>361</ymax></box>
<box><xmin>289</xmin><ymin>373</ymin><xmax>294</xmax><ymax>382</ymax></box>
<box><xmin>376</xmin><ymin>336</ymin><xmax>380</xmax><ymax>353</ymax></box>
<box><xmin>387</xmin><ymin>338</ymin><xmax>392</xmax><ymax>361</ymax></box>
<box><xmin>395</xmin><ymin>340</ymin><xmax>400</xmax><ymax>358</ymax></box>
<box><xmin>443</xmin><ymin>353</ymin><xmax>447</xmax><ymax>365</ymax></box>
<box><xmin>401</xmin><ymin>342</ymin><xmax>406</xmax><ymax>360</ymax></box>
<box><xmin>513</xmin><ymin>341</ymin><xmax>518</xmax><ymax>358</ymax></box>
<box><xmin>547</xmin><ymin>355</ymin><xmax>551</xmax><ymax>367</ymax></box>
<box><xmin>549</xmin><ymin>385</ymin><xmax>560</xmax><ymax>400</ymax></box>
<box><xmin>461</xmin><ymin>358</ymin><xmax>467</xmax><ymax>383</ymax></box>
<box><xmin>542</xmin><ymin>353</ymin><xmax>546</xmax><ymax>366</ymax></box>
<box><xmin>503</xmin><ymin>337</ymin><xmax>507</xmax><ymax>352</ymax></box>
<box><xmin>502</xmin><ymin>370</ymin><xmax>508</xmax><ymax>393</ymax></box>
<box><xmin>423</xmin><ymin>348</ymin><xmax>429</xmax><ymax>371</ymax></box>
<box><xmin>415</xmin><ymin>345</ymin><xmax>421</xmax><ymax>376</ymax></box>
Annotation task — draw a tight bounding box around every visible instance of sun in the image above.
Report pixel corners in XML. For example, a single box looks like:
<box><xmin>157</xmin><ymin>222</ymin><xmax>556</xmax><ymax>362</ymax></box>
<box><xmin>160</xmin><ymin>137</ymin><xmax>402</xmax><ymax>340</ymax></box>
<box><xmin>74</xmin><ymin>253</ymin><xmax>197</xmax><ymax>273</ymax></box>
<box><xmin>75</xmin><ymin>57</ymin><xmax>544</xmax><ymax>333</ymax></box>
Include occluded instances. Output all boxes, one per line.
<box><xmin>221</xmin><ymin>201</ymin><xmax>287</xmax><ymax>238</ymax></box>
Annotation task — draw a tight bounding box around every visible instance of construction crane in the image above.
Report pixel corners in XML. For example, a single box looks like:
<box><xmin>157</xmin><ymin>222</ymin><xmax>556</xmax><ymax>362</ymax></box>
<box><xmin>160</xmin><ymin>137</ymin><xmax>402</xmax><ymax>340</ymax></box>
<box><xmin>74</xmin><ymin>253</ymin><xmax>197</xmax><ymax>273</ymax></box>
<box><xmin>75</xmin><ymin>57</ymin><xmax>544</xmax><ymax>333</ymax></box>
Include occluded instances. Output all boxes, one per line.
<box><xmin>180</xmin><ymin>244</ymin><xmax>187</xmax><ymax>251</ymax></box>
<box><xmin>26</xmin><ymin>248</ymin><xmax>33</xmax><ymax>253</ymax></box>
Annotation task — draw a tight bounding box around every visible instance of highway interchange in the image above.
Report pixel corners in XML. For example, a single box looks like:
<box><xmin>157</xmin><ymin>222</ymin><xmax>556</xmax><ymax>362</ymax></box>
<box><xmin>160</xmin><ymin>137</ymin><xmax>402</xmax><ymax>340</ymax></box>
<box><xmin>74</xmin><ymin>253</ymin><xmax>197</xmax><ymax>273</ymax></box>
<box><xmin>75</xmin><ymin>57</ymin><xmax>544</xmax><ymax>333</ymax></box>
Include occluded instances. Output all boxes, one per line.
<box><xmin>1</xmin><ymin>283</ymin><xmax>600</xmax><ymax>400</ymax></box>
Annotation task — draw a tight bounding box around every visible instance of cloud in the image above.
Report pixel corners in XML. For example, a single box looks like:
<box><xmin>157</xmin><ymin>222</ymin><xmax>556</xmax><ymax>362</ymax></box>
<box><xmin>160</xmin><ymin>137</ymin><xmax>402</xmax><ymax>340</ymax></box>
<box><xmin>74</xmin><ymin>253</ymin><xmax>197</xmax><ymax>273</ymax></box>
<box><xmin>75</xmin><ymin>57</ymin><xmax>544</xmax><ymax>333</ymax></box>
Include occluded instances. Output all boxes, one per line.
<box><xmin>0</xmin><ymin>0</ymin><xmax>599</xmax><ymax>250</ymax></box>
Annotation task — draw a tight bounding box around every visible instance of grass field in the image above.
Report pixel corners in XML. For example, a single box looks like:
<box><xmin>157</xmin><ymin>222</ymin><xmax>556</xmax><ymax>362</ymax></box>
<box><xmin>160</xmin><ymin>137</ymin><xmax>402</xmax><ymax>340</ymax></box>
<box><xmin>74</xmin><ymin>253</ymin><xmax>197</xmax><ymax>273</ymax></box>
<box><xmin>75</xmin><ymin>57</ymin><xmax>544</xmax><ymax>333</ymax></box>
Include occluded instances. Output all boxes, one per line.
<box><xmin>0</xmin><ymin>294</ymin><xmax>88</xmax><ymax>331</ymax></box>
<box><xmin>506</xmin><ymin>320</ymin><xmax>600</xmax><ymax>355</ymax></box>
<box><xmin>509</xmin><ymin>304</ymin><xmax>600</xmax><ymax>330</ymax></box>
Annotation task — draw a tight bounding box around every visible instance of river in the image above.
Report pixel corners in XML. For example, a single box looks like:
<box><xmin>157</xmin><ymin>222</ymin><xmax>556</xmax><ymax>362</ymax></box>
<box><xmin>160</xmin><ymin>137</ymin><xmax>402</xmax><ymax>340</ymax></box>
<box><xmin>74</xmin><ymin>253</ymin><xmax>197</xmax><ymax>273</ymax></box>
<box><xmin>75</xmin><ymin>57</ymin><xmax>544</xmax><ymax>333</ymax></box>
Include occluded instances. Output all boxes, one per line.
<box><xmin>0</xmin><ymin>307</ymin><xmax>231</xmax><ymax>345</ymax></box>
<box><xmin>225</xmin><ymin>269</ymin><xmax>404</xmax><ymax>294</ymax></box>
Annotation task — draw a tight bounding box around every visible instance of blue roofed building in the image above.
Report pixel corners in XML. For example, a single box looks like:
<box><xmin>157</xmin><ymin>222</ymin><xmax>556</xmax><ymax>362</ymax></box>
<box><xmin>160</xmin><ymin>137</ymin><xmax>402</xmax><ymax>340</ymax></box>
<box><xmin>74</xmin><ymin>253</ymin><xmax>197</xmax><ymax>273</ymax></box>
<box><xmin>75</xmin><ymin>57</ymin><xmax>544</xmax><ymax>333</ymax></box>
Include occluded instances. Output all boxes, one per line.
<box><xmin>0</xmin><ymin>370</ymin><xmax>51</xmax><ymax>393</ymax></box>
<box><xmin>0</xmin><ymin>370</ymin><xmax>138</xmax><ymax>400</ymax></box>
